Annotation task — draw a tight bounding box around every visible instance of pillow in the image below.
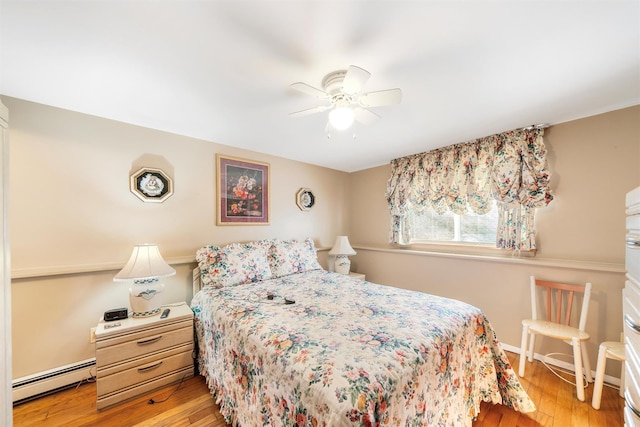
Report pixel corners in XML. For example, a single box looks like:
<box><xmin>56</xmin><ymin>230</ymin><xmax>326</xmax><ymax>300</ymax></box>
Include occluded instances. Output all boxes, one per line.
<box><xmin>267</xmin><ymin>238</ymin><xmax>322</xmax><ymax>278</ymax></box>
<box><xmin>196</xmin><ymin>242</ymin><xmax>272</xmax><ymax>288</ymax></box>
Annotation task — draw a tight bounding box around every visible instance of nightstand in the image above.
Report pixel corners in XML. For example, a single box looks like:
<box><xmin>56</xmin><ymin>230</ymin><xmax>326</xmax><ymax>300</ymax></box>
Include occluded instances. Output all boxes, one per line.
<box><xmin>349</xmin><ymin>272</ymin><xmax>366</xmax><ymax>281</ymax></box>
<box><xmin>95</xmin><ymin>302</ymin><xmax>194</xmax><ymax>410</ymax></box>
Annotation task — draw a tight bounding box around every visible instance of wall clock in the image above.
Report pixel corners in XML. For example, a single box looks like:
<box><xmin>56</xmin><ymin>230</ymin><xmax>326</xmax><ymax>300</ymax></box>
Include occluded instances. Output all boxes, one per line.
<box><xmin>296</xmin><ymin>188</ymin><xmax>315</xmax><ymax>211</ymax></box>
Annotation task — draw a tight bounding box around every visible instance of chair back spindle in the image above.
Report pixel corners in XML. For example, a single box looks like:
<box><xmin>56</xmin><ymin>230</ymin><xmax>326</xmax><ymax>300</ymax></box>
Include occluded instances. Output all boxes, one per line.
<box><xmin>534</xmin><ymin>279</ymin><xmax>588</xmax><ymax>328</ymax></box>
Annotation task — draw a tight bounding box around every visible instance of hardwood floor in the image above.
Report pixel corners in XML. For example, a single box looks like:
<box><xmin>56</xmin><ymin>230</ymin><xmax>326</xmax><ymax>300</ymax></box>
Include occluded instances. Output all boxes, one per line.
<box><xmin>474</xmin><ymin>352</ymin><xmax>624</xmax><ymax>426</ymax></box>
<box><xmin>13</xmin><ymin>352</ymin><xmax>624</xmax><ymax>426</ymax></box>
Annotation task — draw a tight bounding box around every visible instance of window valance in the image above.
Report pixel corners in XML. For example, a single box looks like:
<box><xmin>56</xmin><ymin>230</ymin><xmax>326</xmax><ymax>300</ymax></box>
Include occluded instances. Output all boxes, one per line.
<box><xmin>386</xmin><ymin>128</ymin><xmax>553</xmax><ymax>250</ymax></box>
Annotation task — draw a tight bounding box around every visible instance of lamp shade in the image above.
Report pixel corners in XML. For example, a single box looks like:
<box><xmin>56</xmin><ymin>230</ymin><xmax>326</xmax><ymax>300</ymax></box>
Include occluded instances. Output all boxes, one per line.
<box><xmin>113</xmin><ymin>244</ymin><xmax>175</xmax><ymax>282</ymax></box>
<box><xmin>329</xmin><ymin>107</ymin><xmax>355</xmax><ymax>130</ymax></box>
<box><xmin>328</xmin><ymin>236</ymin><xmax>356</xmax><ymax>256</ymax></box>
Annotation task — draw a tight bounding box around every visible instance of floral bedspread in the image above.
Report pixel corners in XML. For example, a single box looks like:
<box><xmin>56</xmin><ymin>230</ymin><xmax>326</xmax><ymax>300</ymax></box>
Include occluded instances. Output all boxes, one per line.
<box><xmin>191</xmin><ymin>270</ymin><xmax>534</xmax><ymax>426</ymax></box>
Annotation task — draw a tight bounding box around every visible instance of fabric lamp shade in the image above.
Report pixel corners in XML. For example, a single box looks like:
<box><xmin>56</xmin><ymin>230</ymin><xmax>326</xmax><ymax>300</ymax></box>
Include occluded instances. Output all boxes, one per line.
<box><xmin>114</xmin><ymin>244</ymin><xmax>175</xmax><ymax>281</ymax></box>
<box><xmin>328</xmin><ymin>236</ymin><xmax>356</xmax><ymax>256</ymax></box>
<box><xmin>329</xmin><ymin>107</ymin><xmax>355</xmax><ymax>130</ymax></box>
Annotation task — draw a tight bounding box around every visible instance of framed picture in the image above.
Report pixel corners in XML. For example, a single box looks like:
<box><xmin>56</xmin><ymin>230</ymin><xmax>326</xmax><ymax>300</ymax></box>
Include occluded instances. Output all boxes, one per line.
<box><xmin>216</xmin><ymin>154</ymin><xmax>270</xmax><ymax>225</ymax></box>
<box><xmin>130</xmin><ymin>167</ymin><xmax>173</xmax><ymax>203</ymax></box>
<box><xmin>296</xmin><ymin>188</ymin><xmax>315</xmax><ymax>211</ymax></box>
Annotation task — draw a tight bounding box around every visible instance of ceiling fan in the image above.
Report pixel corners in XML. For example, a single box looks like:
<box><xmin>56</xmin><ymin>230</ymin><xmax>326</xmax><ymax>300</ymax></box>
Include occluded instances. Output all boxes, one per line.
<box><xmin>289</xmin><ymin>65</ymin><xmax>402</xmax><ymax>132</ymax></box>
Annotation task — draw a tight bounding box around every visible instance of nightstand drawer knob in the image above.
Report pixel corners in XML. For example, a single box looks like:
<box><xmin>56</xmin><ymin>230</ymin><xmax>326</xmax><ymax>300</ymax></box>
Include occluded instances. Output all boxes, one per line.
<box><xmin>137</xmin><ymin>335</ymin><xmax>163</xmax><ymax>345</ymax></box>
<box><xmin>137</xmin><ymin>361</ymin><xmax>163</xmax><ymax>373</ymax></box>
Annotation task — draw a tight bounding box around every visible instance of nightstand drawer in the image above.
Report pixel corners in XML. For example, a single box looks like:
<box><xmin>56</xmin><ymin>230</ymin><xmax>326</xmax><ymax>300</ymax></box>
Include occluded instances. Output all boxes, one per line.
<box><xmin>96</xmin><ymin>323</ymin><xmax>192</xmax><ymax>367</ymax></box>
<box><xmin>97</xmin><ymin>344</ymin><xmax>193</xmax><ymax>396</ymax></box>
<box><xmin>97</xmin><ymin>368</ymin><xmax>193</xmax><ymax>410</ymax></box>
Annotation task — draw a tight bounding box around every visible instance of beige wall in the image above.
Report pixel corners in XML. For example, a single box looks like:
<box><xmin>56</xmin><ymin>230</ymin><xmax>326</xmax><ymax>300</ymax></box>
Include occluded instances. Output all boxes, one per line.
<box><xmin>4</xmin><ymin>96</ymin><xmax>347</xmax><ymax>378</ymax></box>
<box><xmin>536</xmin><ymin>106</ymin><xmax>640</xmax><ymax>263</ymax></box>
<box><xmin>347</xmin><ymin>105</ymin><xmax>639</xmax><ymax>374</ymax></box>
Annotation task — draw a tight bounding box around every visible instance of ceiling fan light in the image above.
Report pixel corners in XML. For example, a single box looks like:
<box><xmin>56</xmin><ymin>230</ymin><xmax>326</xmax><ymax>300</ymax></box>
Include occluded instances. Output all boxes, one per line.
<box><xmin>329</xmin><ymin>107</ymin><xmax>355</xmax><ymax>130</ymax></box>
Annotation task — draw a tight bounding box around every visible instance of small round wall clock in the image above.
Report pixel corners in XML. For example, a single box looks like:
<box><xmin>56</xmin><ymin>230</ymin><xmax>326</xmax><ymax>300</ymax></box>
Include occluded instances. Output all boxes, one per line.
<box><xmin>296</xmin><ymin>188</ymin><xmax>315</xmax><ymax>211</ymax></box>
<box><xmin>130</xmin><ymin>167</ymin><xmax>173</xmax><ymax>203</ymax></box>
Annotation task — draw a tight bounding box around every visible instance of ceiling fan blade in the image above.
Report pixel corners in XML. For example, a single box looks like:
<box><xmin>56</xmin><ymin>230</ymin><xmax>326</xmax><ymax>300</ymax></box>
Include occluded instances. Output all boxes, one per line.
<box><xmin>342</xmin><ymin>65</ymin><xmax>371</xmax><ymax>95</ymax></box>
<box><xmin>359</xmin><ymin>88</ymin><xmax>402</xmax><ymax>107</ymax></box>
<box><xmin>354</xmin><ymin>107</ymin><xmax>380</xmax><ymax>125</ymax></box>
<box><xmin>289</xmin><ymin>105</ymin><xmax>329</xmax><ymax>117</ymax></box>
<box><xmin>290</xmin><ymin>82</ymin><xmax>329</xmax><ymax>99</ymax></box>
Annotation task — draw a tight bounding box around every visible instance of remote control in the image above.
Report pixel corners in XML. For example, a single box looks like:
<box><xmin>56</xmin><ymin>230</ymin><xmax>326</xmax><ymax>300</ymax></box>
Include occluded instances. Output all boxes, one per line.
<box><xmin>160</xmin><ymin>308</ymin><xmax>170</xmax><ymax>318</ymax></box>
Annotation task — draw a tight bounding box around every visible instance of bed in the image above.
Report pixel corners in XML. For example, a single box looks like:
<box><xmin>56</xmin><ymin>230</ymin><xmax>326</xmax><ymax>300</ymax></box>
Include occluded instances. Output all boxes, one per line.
<box><xmin>190</xmin><ymin>238</ymin><xmax>535</xmax><ymax>426</ymax></box>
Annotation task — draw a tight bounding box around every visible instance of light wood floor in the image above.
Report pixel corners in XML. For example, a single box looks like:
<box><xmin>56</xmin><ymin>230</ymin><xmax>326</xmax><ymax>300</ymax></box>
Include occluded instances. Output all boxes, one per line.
<box><xmin>13</xmin><ymin>352</ymin><xmax>624</xmax><ymax>426</ymax></box>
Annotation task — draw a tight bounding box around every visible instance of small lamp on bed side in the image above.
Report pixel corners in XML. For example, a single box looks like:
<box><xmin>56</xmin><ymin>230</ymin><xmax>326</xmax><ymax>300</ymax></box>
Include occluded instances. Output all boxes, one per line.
<box><xmin>329</xmin><ymin>236</ymin><xmax>356</xmax><ymax>275</ymax></box>
<box><xmin>113</xmin><ymin>243</ymin><xmax>175</xmax><ymax>318</ymax></box>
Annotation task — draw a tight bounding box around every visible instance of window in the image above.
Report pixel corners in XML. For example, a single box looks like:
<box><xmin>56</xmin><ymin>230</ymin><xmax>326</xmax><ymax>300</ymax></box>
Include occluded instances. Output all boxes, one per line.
<box><xmin>387</xmin><ymin>127</ymin><xmax>551</xmax><ymax>250</ymax></box>
<box><xmin>408</xmin><ymin>201</ymin><xmax>499</xmax><ymax>245</ymax></box>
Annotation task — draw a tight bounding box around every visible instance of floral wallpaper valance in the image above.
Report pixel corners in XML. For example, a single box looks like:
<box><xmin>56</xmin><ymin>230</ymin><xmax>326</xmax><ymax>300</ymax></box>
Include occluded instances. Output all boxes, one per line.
<box><xmin>386</xmin><ymin>128</ymin><xmax>553</xmax><ymax>250</ymax></box>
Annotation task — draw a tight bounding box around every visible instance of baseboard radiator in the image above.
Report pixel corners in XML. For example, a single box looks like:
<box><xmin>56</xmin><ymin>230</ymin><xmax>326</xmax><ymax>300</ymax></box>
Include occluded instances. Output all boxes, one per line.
<box><xmin>12</xmin><ymin>358</ymin><xmax>96</xmax><ymax>404</ymax></box>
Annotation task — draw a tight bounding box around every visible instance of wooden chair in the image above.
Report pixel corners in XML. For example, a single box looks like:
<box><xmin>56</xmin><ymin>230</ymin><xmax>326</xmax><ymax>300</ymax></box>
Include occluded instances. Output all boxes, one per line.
<box><xmin>519</xmin><ymin>276</ymin><xmax>593</xmax><ymax>401</ymax></box>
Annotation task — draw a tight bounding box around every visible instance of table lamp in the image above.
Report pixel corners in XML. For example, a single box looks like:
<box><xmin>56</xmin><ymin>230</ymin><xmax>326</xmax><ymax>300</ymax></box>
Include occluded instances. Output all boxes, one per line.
<box><xmin>113</xmin><ymin>243</ymin><xmax>175</xmax><ymax>317</ymax></box>
<box><xmin>328</xmin><ymin>236</ymin><xmax>356</xmax><ymax>275</ymax></box>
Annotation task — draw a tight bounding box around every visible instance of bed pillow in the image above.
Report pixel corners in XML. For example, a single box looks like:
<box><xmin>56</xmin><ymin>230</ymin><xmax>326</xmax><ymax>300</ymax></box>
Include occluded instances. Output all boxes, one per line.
<box><xmin>267</xmin><ymin>238</ymin><xmax>322</xmax><ymax>278</ymax></box>
<box><xmin>196</xmin><ymin>242</ymin><xmax>272</xmax><ymax>288</ymax></box>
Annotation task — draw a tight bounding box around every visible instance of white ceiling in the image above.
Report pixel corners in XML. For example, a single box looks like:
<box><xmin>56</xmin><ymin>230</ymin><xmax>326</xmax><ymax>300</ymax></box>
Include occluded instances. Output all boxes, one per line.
<box><xmin>1</xmin><ymin>1</ymin><xmax>638</xmax><ymax>172</ymax></box>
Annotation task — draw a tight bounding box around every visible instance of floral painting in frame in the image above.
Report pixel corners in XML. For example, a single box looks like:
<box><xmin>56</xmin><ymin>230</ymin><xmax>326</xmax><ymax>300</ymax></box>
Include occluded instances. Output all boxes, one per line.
<box><xmin>216</xmin><ymin>154</ymin><xmax>270</xmax><ymax>225</ymax></box>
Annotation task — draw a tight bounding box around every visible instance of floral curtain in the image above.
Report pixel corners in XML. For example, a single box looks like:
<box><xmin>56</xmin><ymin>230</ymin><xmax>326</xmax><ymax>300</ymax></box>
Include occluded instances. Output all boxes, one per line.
<box><xmin>385</xmin><ymin>128</ymin><xmax>553</xmax><ymax>250</ymax></box>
